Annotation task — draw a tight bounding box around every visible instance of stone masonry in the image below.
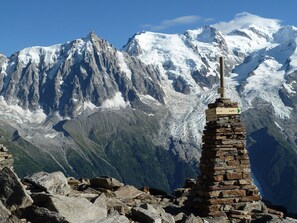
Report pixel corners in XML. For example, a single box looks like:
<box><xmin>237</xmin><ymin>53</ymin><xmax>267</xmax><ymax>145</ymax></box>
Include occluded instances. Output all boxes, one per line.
<box><xmin>0</xmin><ymin>144</ymin><xmax>13</xmax><ymax>170</ymax></box>
<box><xmin>190</xmin><ymin>98</ymin><xmax>261</xmax><ymax>219</ymax></box>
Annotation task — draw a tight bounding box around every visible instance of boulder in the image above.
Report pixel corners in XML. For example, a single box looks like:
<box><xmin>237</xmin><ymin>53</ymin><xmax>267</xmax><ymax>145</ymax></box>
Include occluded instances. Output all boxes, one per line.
<box><xmin>25</xmin><ymin>171</ymin><xmax>71</xmax><ymax>195</ymax></box>
<box><xmin>32</xmin><ymin>193</ymin><xmax>107</xmax><ymax>223</ymax></box>
<box><xmin>183</xmin><ymin>214</ymin><xmax>203</xmax><ymax>223</ymax></box>
<box><xmin>67</xmin><ymin>177</ymin><xmax>81</xmax><ymax>187</ymax></box>
<box><xmin>14</xmin><ymin>205</ymin><xmax>67</xmax><ymax>223</ymax></box>
<box><xmin>114</xmin><ymin>185</ymin><xmax>144</xmax><ymax>199</ymax></box>
<box><xmin>174</xmin><ymin>212</ymin><xmax>187</xmax><ymax>222</ymax></box>
<box><xmin>105</xmin><ymin>197</ymin><xmax>129</xmax><ymax>215</ymax></box>
<box><xmin>90</xmin><ymin>176</ymin><xmax>123</xmax><ymax>190</ymax></box>
<box><xmin>100</xmin><ymin>212</ymin><xmax>130</xmax><ymax>223</ymax></box>
<box><xmin>93</xmin><ymin>193</ymin><xmax>107</xmax><ymax>216</ymax></box>
<box><xmin>0</xmin><ymin>167</ymin><xmax>33</xmax><ymax>211</ymax></box>
<box><xmin>131</xmin><ymin>206</ymin><xmax>162</xmax><ymax>223</ymax></box>
<box><xmin>152</xmin><ymin>204</ymin><xmax>175</xmax><ymax>223</ymax></box>
<box><xmin>0</xmin><ymin>200</ymin><xmax>11</xmax><ymax>220</ymax></box>
<box><xmin>241</xmin><ymin>201</ymin><xmax>263</xmax><ymax>212</ymax></box>
<box><xmin>131</xmin><ymin>203</ymin><xmax>174</xmax><ymax>223</ymax></box>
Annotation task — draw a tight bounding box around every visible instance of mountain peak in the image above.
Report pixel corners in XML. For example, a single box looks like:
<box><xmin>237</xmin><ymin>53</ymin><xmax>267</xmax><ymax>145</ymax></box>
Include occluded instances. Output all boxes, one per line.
<box><xmin>212</xmin><ymin>12</ymin><xmax>281</xmax><ymax>35</ymax></box>
<box><xmin>85</xmin><ymin>31</ymin><xmax>100</xmax><ymax>42</ymax></box>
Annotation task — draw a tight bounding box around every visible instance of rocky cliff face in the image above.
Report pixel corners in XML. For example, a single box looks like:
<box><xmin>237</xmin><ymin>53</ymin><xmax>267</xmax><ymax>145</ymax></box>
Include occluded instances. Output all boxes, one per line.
<box><xmin>0</xmin><ymin>32</ymin><xmax>164</xmax><ymax>118</ymax></box>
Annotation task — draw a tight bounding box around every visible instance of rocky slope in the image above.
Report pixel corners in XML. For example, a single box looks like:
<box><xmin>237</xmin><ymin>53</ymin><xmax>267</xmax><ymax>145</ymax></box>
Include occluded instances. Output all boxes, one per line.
<box><xmin>0</xmin><ymin>12</ymin><xmax>297</xmax><ymax>214</ymax></box>
<box><xmin>0</xmin><ymin>165</ymin><xmax>295</xmax><ymax>223</ymax></box>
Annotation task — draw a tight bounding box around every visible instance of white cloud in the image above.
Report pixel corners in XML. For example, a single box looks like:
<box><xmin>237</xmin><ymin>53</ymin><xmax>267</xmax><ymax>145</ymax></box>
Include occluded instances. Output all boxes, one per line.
<box><xmin>212</xmin><ymin>12</ymin><xmax>281</xmax><ymax>34</ymax></box>
<box><xmin>142</xmin><ymin>15</ymin><xmax>201</xmax><ymax>31</ymax></box>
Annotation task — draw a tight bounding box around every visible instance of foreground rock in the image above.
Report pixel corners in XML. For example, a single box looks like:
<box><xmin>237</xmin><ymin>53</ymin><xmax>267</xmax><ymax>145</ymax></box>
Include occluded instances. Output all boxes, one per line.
<box><xmin>15</xmin><ymin>205</ymin><xmax>67</xmax><ymax>223</ymax></box>
<box><xmin>24</xmin><ymin>171</ymin><xmax>71</xmax><ymax>195</ymax></box>
<box><xmin>0</xmin><ymin>167</ymin><xmax>295</xmax><ymax>223</ymax></box>
<box><xmin>131</xmin><ymin>203</ymin><xmax>175</xmax><ymax>223</ymax></box>
<box><xmin>0</xmin><ymin>167</ymin><xmax>33</xmax><ymax>211</ymax></box>
<box><xmin>90</xmin><ymin>176</ymin><xmax>124</xmax><ymax>190</ymax></box>
<box><xmin>32</xmin><ymin>193</ymin><xmax>107</xmax><ymax>223</ymax></box>
<box><xmin>114</xmin><ymin>185</ymin><xmax>144</xmax><ymax>199</ymax></box>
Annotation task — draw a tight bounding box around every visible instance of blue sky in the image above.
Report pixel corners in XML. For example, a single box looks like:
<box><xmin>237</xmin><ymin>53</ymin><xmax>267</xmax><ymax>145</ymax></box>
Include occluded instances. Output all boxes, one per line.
<box><xmin>1</xmin><ymin>0</ymin><xmax>297</xmax><ymax>56</ymax></box>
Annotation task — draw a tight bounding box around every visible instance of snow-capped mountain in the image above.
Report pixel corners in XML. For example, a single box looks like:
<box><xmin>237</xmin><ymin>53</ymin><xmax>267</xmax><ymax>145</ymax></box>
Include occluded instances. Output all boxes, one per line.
<box><xmin>123</xmin><ymin>12</ymin><xmax>297</xmax><ymax>213</ymax></box>
<box><xmin>123</xmin><ymin>12</ymin><xmax>297</xmax><ymax>142</ymax></box>
<box><xmin>0</xmin><ymin>32</ymin><xmax>164</xmax><ymax>120</ymax></box>
<box><xmin>0</xmin><ymin>12</ymin><xmax>297</xmax><ymax>213</ymax></box>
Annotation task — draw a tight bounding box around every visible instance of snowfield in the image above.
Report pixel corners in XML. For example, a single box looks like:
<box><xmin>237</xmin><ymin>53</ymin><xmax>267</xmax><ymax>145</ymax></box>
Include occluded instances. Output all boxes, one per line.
<box><xmin>122</xmin><ymin>12</ymin><xmax>297</xmax><ymax>148</ymax></box>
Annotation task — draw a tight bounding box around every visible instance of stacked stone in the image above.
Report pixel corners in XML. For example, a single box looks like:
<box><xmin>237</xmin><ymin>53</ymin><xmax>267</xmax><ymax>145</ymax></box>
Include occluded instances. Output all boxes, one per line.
<box><xmin>191</xmin><ymin>98</ymin><xmax>261</xmax><ymax>218</ymax></box>
<box><xmin>0</xmin><ymin>144</ymin><xmax>14</xmax><ymax>170</ymax></box>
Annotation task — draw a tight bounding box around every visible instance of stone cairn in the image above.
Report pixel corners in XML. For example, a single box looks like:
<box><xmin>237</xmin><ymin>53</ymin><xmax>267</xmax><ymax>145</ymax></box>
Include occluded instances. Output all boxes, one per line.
<box><xmin>0</xmin><ymin>143</ymin><xmax>14</xmax><ymax>170</ymax></box>
<box><xmin>189</xmin><ymin>57</ymin><xmax>262</xmax><ymax>221</ymax></box>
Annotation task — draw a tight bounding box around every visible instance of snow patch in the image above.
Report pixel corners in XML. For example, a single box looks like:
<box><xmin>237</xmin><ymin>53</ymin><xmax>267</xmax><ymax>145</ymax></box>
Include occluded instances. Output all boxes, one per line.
<box><xmin>283</xmin><ymin>82</ymin><xmax>296</xmax><ymax>94</ymax></box>
<box><xmin>241</xmin><ymin>59</ymin><xmax>292</xmax><ymax>118</ymax></box>
<box><xmin>101</xmin><ymin>92</ymin><xmax>128</xmax><ymax>109</ymax></box>
<box><xmin>274</xmin><ymin>121</ymin><xmax>284</xmax><ymax>132</ymax></box>
<box><xmin>44</xmin><ymin>133</ymin><xmax>59</xmax><ymax>139</ymax></box>
<box><xmin>139</xmin><ymin>94</ymin><xmax>162</xmax><ymax>106</ymax></box>
<box><xmin>83</xmin><ymin>101</ymin><xmax>98</xmax><ymax>110</ymax></box>
<box><xmin>117</xmin><ymin>52</ymin><xmax>132</xmax><ymax>80</ymax></box>
<box><xmin>0</xmin><ymin>96</ymin><xmax>47</xmax><ymax>124</ymax></box>
<box><xmin>18</xmin><ymin>44</ymin><xmax>62</xmax><ymax>65</ymax></box>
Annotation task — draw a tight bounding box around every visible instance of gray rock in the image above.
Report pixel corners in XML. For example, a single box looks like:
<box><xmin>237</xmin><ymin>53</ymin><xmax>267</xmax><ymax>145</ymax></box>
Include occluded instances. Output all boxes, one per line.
<box><xmin>242</xmin><ymin>201</ymin><xmax>263</xmax><ymax>212</ymax></box>
<box><xmin>99</xmin><ymin>212</ymin><xmax>130</xmax><ymax>223</ymax></box>
<box><xmin>93</xmin><ymin>193</ymin><xmax>107</xmax><ymax>217</ymax></box>
<box><xmin>34</xmin><ymin>194</ymin><xmax>107</xmax><ymax>223</ymax></box>
<box><xmin>131</xmin><ymin>206</ymin><xmax>162</xmax><ymax>223</ymax></box>
<box><xmin>131</xmin><ymin>203</ymin><xmax>174</xmax><ymax>223</ymax></box>
<box><xmin>67</xmin><ymin>177</ymin><xmax>81</xmax><ymax>187</ymax></box>
<box><xmin>280</xmin><ymin>217</ymin><xmax>297</xmax><ymax>223</ymax></box>
<box><xmin>155</xmin><ymin>206</ymin><xmax>175</xmax><ymax>223</ymax></box>
<box><xmin>174</xmin><ymin>212</ymin><xmax>187</xmax><ymax>222</ymax></box>
<box><xmin>105</xmin><ymin>197</ymin><xmax>129</xmax><ymax>215</ymax></box>
<box><xmin>14</xmin><ymin>205</ymin><xmax>67</xmax><ymax>223</ymax></box>
<box><xmin>114</xmin><ymin>185</ymin><xmax>143</xmax><ymax>199</ymax></box>
<box><xmin>203</xmin><ymin>216</ymin><xmax>228</xmax><ymax>223</ymax></box>
<box><xmin>0</xmin><ymin>145</ymin><xmax>8</xmax><ymax>152</ymax></box>
<box><xmin>175</xmin><ymin>196</ymin><xmax>188</xmax><ymax>206</ymax></box>
<box><xmin>0</xmin><ymin>200</ymin><xmax>11</xmax><ymax>221</ymax></box>
<box><xmin>26</xmin><ymin>171</ymin><xmax>71</xmax><ymax>195</ymax></box>
<box><xmin>0</xmin><ymin>167</ymin><xmax>33</xmax><ymax>211</ymax></box>
<box><xmin>90</xmin><ymin>176</ymin><xmax>124</xmax><ymax>190</ymax></box>
<box><xmin>183</xmin><ymin>214</ymin><xmax>203</xmax><ymax>223</ymax></box>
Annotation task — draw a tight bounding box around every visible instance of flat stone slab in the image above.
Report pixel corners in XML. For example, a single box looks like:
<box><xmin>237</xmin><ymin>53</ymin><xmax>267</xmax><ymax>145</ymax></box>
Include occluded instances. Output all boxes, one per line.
<box><xmin>114</xmin><ymin>185</ymin><xmax>144</xmax><ymax>199</ymax></box>
<box><xmin>25</xmin><ymin>171</ymin><xmax>71</xmax><ymax>195</ymax></box>
<box><xmin>34</xmin><ymin>193</ymin><xmax>107</xmax><ymax>223</ymax></box>
<box><xmin>90</xmin><ymin>176</ymin><xmax>124</xmax><ymax>190</ymax></box>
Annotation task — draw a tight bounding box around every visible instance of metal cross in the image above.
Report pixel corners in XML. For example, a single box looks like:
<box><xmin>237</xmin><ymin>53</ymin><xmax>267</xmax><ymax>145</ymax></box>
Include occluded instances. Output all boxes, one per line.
<box><xmin>218</xmin><ymin>56</ymin><xmax>225</xmax><ymax>99</ymax></box>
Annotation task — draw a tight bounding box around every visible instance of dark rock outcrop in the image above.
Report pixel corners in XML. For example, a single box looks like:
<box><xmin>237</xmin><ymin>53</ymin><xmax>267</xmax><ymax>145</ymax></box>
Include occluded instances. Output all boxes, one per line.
<box><xmin>0</xmin><ymin>167</ymin><xmax>33</xmax><ymax>211</ymax></box>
